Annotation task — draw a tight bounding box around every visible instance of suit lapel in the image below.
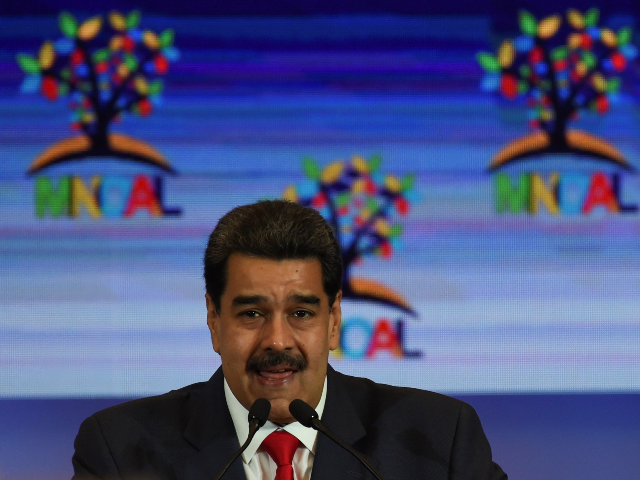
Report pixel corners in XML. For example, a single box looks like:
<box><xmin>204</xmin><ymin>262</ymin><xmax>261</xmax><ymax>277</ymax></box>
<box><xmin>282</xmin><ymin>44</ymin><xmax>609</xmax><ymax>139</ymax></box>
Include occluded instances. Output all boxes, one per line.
<box><xmin>311</xmin><ymin>367</ymin><xmax>379</xmax><ymax>480</ymax></box>
<box><xmin>175</xmin><ymin>368</ymin><xmax>247</xmax><ymax>480</ymax></box>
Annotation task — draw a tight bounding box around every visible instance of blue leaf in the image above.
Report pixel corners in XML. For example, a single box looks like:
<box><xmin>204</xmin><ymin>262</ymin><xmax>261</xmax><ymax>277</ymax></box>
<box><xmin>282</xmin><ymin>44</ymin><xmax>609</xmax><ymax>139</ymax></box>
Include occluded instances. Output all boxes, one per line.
<box><xmin>162</xmin><ymin>46</ymin><xmax>180</xmax><ymax>62</ymax></box>
<box><xmin>621</xmin><ymin>44</ymin><xmax>638</xmax><ymax>60</ymax></box>
<box><xmin>587</xmin><ymin>27</ymin><xmax>600</xmax><ymax>39</ymax></box>
<box><xmin>55</xmin><ymin>38</ymin><xmax>74</xmax><ymax>54</ymax></box>
<box><xmin>514</xmin><ymin>35</ymin><xmax>534</xmax><ymax>53</ymax></box>
<box><xmin>481</xmin><ymin>73</ymin><xmax>500</xmax><ymax>91</ymax></box>
<box><xmin>20</xmin><ymin>75</ymin><xmax>41</xmax><ymax>93</ymax></box>
<box><xmin>298</xmin><ymin>179</ymin><xmax>319</xmax><ymax>197</ymax></box>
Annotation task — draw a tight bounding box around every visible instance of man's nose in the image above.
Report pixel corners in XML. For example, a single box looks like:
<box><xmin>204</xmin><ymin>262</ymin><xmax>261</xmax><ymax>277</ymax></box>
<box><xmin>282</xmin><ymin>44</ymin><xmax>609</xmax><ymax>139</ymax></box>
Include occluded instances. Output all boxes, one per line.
<box><xmin>261</xmin><ymin>314</ymin><xmax>295</xmax><ymax>351</ymax></box>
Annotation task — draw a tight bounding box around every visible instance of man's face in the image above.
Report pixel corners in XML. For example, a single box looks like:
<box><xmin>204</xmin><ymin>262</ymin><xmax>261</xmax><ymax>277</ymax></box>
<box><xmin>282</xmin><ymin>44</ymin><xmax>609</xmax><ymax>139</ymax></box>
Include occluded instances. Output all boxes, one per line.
<box><xmin>206</xmin><ymin>254</ymin><xmax>341</xmax><ymax>424</ymax></box>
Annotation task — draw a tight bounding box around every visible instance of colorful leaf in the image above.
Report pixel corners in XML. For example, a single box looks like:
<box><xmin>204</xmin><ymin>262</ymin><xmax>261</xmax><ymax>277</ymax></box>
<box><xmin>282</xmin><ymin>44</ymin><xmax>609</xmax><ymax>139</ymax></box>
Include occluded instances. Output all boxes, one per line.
<box><xmin>538</xmin><ymin>15</ymin><xmax>561</xmax><ymax>39</ymax></box>
<box><xmin>617</xmin><ymin>27</ymin><xmax>632</xmax><ymax>45</ymax></box>
<box><xmin>390</xmin><ymin>224</ymin><xmax>402</xmax><ymax>238</ymax></box>
<box><xmin>148</xmin><ymin>79</ymin><xmax>163</xmax><ymax>95</ymax></box>
<box><xmin>551</xmin><ymin>46</ymin><xmax>568</xmax><ymax>61</ymax></box>
<box><xmin>126</xmin><ymin>10</ymin><xmax>141</xmax><ymax>29</ymax></box>
<box><xmin>498</xmin><ymin>41</ymin><xmax>514</xmax><ymax>68</ymax></box>
<box><xmin>109</xmin><ymin>11</ymin><xmax>127</xmax><ymax>31</ymax></box>
<box><xmin>476</xmin><ymin>52</ymin><xmax>500</xmax><ymax>72</ymax></box>
<box><xmin>159</xmin><ymin>29</ymin><xmax>175</xmax><ymax>48</ymax></box>
<box><xmin>38</xmin><ymin>41</ymin><xmax>55</xmax><ymax>70</ymax></box>
<box><xmin>600</xmin><ymin>28</ymin><xmax>617</xmax><ymax>48</ymax></box>
<box><xmin>400</xmin><ymin>174</ymin><xmax>415</xmax><ymax>192</ymax></box>
<box><xmin>385</xmin><ymin>175</ymin><xmax>401</xmax><ymax>194</ymax></box>
<box><xmin>59</xmin><ymin>12</ymin><xmax>78</xmax><ymax>38</ymax></box>
<box><xmin>78</xmin><ymin>17</ymin><xmax>103</xmax><ymax>41</ymax></box>
<box><xmin>302</xmin><ymin>157</ymin><xmax>320</xmax><ymax>179</ymax></box>
<box><xmin>283</xmin><ymin>185</ymin><xmax>297</xmax><ymax>202</ymax></box>
<box><xmin>368</xmin><ymin>154</ymin><xmax>382</xmax><ymax>173</ymax></box>
<box><xmin>336</xmin><ymin>192</ymin><xmax>350</xmax><ymax>207</ymax></box>
<box><xmin>16</xmin><ymin>54</ymin><xmax>40</xmax><ymax>74</ymax></box>
<box><xmin>92</xmin><ymin>48</ymin><xmax>110</xmax><ymax>63</ymax></box>
<box><xmin>143</xmin><ymin>30</ymin><xmax>160</xmax><ymax>50</ymax></box>
<box><xmin>567</xmin><ymin>9</ymin><xmax>585</xmax><ymax>29</ymax></box>
<box><xmin>584</xmin><ymin>8</ymin><xmax>599</xmax><ymax>27</ymax></box>
<box><xmin>519</xmin><ymin>10</ymin><xmax>537</xmax><ymax>36</ymax></box>
<box><xmin>20</xmin><ymin>75</ymin><xmax>41</xmax><ymax>94</ymax></box>
<box><xmin>162</xmin><ymin>46</ymin><xmax>180</xmax><ymax>62</ymax></box>
<box><xmin>321</xmin><ymin>161</ymin><xmax>344</xmax><ymax>184</ymax></box>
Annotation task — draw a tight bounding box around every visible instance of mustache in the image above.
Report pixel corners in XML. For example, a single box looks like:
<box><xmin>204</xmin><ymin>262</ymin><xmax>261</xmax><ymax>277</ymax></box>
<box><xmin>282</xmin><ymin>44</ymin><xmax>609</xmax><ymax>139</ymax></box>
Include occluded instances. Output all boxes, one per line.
<box><xmin>246</xmin><ymin>351</ymin><xmax>307</xmax><ymax>372</ymax></box>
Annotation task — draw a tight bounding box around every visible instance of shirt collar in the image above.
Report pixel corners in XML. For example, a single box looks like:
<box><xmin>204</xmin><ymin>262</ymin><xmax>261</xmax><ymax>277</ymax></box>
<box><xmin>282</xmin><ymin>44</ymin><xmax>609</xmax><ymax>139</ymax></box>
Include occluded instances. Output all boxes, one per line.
<box><xmin>224</xmin><ymin>376</ymin><xmax>328</xmax><ymax>463</ymax></box>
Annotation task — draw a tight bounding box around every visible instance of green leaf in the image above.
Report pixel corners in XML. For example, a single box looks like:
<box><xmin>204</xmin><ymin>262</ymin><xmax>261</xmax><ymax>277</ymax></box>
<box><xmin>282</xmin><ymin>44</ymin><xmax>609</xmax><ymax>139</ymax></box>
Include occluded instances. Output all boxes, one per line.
<box><xmin>368</xmin><ymin>154</ymin><xmax>381</xmax><ymax>173</ymax></box>
<box><xmin>124</xmin><ymin>54</ymin><xmax>138</xmax><ymax>71</ymax></box>
<box><xmin>59</xmin><ymin>83</ymin><xmax>69</xmax><ymax>96</ymax></box>
<box><xmin>390</xmin><ymin>224</ymin><xmax>403</xmax><ymax>238</ymax></box>
<box><xmin>159</xmin><ymin>29</ymin><xmax>174</xmax><ymax>48</ymax></box>
<box><xmin>618</xmin><ymin>27</ymin><xmax>632</xmax><ymax>45</ymax></box>
<box><xmin>126</xmin><ymin>10</ymin><xmax>141</xmax><ymax>29</ymax></box>
<box><xmin>518</xmin><ymin>81</ymin><xmax>528</xmax><ymax>94</ymax></box>
<box><xmin>16</xmin><ymin>54</ymin><xmax>40</xmax><ymax>74</ymax></box>
<box><xmin>60</xmin><ymin>68</ymin><xmax>70</xmax><ymax>80</ymax></box>
<box><xmin>607</xmin><ymin>77</ymin><xmax>621</xmax><ymax>93</ymax></box>
<box><xmin>519</xmin><ymin>10</ymin><xmax>538</xmax><ymax>36</ymax></box>
<box><xmin>366</xmin><ymin>197</ymin><xmax>378</xmax><ymax>212</ymax></box>
<box><xmin>302</xmin><ymin>157</ymin><xmax>320</xmax><ymax>179</ymax></box>
<box><xmin>551</xmin><ymin>46</ymin><xmax>567</xmax><ymax>61</ymax></box>
<box><xmin>59</xmin><ymin>12</ymin><xmax>78</xmax><ymax>38</ymax></box>
<box><xmin>584</xmin><ymin>8</ymin><xmax>599</xmax><ymax>27</ymax></box>
<box><xmin>582</xmin><ymin>51</ymin><xmax>596</xmax><ymax>69</ymax></box>
<box><xmin>519</xmin><ymin>65</ymin><xmax>531</xmax><ymax>78</ymax></box>
<box><xmin>336</xmin><ymin>192</ymin><xmax>350</xmax><ymax>207</ymax></box>
<box><xmin>92</xmin><ymin>48</ymin><xmax>110</xmax><ymax>63</ymax></box>
<box><xmin>400</xmin><ymin>174</ymin><xmax>415</xmax><ymax>192</ymax></box>
<box><xmin>476</xmin><ymin>52</ymin><xmax>500</xmax><ymax>72</ymax></box>
<box><xmin>149</xmin><ymin>79</ymin><xmax>163</xmax><ymax>95</ymax></box>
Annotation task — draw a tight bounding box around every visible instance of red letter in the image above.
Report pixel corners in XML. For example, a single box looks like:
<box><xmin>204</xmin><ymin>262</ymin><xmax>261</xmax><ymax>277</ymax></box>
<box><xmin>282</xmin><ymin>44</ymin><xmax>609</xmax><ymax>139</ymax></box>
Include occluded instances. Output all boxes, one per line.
<box><xmin>366</xmin><ymin>319</ymin><xmax>403</xmax><ymax>358</ymax></box>
<box><xmin>582</xmin><ymin>172</ymin><xmax>618</xmax><ymax>214</ymax></box>
<box><xmin>124</xmin><ymin>175</ymin><xmax>162</xmax><ymax>217</ymax></box>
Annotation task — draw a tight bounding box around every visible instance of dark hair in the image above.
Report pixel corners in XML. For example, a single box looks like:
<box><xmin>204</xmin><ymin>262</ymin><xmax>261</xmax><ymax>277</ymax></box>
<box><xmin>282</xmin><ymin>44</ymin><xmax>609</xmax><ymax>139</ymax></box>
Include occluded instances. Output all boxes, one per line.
<box><xmin>204</xmin><ymin>200</ymin><xmax>343</xmax><ymax>312</ymax></box>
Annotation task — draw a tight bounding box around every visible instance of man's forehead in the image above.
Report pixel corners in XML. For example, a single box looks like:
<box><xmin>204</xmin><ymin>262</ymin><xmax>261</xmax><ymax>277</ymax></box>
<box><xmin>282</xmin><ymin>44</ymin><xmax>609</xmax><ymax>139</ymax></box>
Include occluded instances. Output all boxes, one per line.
<box><xmin>231</xmin><ymin>292</ymin><xmax>321</xmax><ymax>307</ymax></box>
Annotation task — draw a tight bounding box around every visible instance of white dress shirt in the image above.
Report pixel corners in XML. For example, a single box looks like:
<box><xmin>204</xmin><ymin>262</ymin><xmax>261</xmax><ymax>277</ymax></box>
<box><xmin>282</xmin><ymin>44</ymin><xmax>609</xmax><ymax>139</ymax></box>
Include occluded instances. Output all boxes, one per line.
<box><xmin>224</xmin><ymin>378</ymin><xmax>327</xmax><ymax>480</ymax></box>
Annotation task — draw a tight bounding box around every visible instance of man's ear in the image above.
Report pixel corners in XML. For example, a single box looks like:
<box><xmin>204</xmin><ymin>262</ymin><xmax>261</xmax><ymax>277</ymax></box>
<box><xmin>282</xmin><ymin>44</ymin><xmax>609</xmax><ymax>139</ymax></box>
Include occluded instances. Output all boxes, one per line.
<box><xmin>328</xmin><ymin>290</ymin><xmax>342</xmax><ymax>351</ymax></box>
<box><xmin>205</xmin><ymin>293</ymin><xmax>221</xmax><ymax>353</ymax></box>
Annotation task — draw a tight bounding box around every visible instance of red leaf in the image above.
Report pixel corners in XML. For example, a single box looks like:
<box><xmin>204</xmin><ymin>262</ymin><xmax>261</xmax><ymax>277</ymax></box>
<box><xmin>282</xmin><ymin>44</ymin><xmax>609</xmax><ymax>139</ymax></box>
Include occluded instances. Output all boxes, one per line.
<box><xmin>41</xmin><ymin>76</ymin><xmax>58</xmax><ymax>101</ymax></box>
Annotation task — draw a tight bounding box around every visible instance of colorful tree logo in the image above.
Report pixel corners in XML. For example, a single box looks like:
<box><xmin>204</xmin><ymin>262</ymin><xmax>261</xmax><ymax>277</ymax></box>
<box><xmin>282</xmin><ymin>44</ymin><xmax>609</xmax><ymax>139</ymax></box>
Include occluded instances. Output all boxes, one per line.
<box><xmin>284</xmin><ymin>155</ymin><xmax>417</xmax><ymax>314</ymax></box>
<box><xmin>477</xmin><ymin>8</ymin><xmax>638</xmax><ymax>170</ymax></box>
<box><xmin>16</xmin><ymin>11</ymin><xmax>179</xmax><ymax>175</ymax></box>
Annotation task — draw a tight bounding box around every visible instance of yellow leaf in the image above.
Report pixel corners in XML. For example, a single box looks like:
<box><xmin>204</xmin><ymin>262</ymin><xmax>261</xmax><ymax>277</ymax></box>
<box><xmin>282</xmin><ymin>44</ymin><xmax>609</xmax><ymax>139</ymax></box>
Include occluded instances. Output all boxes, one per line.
<box><xmin>567</xmin><ymin>9</ymin><xmax>585</xmax><ymax>29</ymax></box>
<box><xmin>134</xmin><ymin>76</ymin><xmax>149</xmax><ymax>95</ymax></box>
<box><xmin>592</xmin><ymin>73</ymin><xmax>606</xmax><ymax>92</ymax></box>
<box><xmin>385</xmin><ymin>174</ymin><xmax>400</xmax><ymax>193</ymax></box>
<box><xmin>538</xmin><ymin>15</ymin><xmax>561</xmax><ymax>39</ymax></box>
<box><xmin>82</xmin><ymin>112</ymin><xmax>95</xmax><ymax>123</ymax></box>
<box><xmin>283</xmin><ymin>185</ymin><xmax>297</xmax><ymax>202</ymax></box>
<box><xmin>568</xmin><ymin>32</ymin><xmax>582</xmax><ymax>50</ymax></box>
<box><xmin>375</xmin><ymin>218</ymin><xmax>390</xmax><ymax>237</ymax></box>
<box><xmin>352</xmin><ymin>178</ymin><xmax>365</xmax><ymax>194</ymax></box>
<box><xmin>498</xmin><ymin>40</ymin><xmax>515</xmax><ymax>68</ymax></box>
<box><xmin>78</xmin><ymin>16</ymin><xmax>103</xmax><ymax>41</ymax></box>
<box><xmin>109</xmin><ymin>11</ymin><xmax>126</xmax><ymax>31</ymax></box>
<box><xmin>541</xmin><ymin>109</ymin><xmax>553</xmax><ymax>122</ymax></box>
<box><xmin>117</xmin><ymin>63</ymin><xmax>130</xmax><ymax>78</ymax></box>
<box><xmin>143</xmin><ymin>30</ymin><xmax>160</xmax><ymax>50</ymax></box>
<box><xmin>351</xmin><ymin>155</ymin><xmax>369</xmax><ymax>174</ymax></box>
<box><xmin>576</xmin><ymin>61</ymin><xmax>587</xmax><ymax>77</ymax></box>
<box><xmin>360</xmin><ymin>208</ymin><xmax>371</xmax><ymax>221</ymax></box>
<box><xmin>39</xmin><ymin>41</ymin><xmax>55</xmax><ymax>69</ymax></box>
<box><xmin>321</xmin><ymin>161</ymin><xmax>344</xmax><ymax>184</ymax></box>
<box><xmin>600</xmin><ymin>28</ymin><xmax>617</xmax><ymax>48</ymax></box>
<box><xmin>110</xmin><ymin>35</ymin><xmax>123</xmax><ymax>51</ymax></box>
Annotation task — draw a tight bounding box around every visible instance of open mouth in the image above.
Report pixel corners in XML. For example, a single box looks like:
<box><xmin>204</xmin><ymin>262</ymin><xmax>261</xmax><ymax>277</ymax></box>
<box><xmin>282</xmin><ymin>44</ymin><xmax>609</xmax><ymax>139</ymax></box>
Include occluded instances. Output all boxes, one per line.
<box><xmin>257</xmin><ymin>366</ymin><xmax>297</xmax><ymax>381</ymax></box>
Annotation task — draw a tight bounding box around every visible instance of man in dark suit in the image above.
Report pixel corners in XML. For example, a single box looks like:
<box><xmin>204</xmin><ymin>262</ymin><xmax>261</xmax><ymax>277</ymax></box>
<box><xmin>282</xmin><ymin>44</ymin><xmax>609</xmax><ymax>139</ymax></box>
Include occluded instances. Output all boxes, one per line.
<box><xmin>72</xmin><ymin>200</ymin><xmax>506</xmax><ymax>480</ymax></box>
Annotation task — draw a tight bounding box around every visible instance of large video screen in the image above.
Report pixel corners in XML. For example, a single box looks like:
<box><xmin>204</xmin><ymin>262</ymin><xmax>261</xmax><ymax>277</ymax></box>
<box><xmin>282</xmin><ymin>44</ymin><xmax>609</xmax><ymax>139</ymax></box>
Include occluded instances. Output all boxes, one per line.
<box><xmin>1</xmin><ymin>4</ymin><xmax>639</xmax><ymax>397</ymax></box>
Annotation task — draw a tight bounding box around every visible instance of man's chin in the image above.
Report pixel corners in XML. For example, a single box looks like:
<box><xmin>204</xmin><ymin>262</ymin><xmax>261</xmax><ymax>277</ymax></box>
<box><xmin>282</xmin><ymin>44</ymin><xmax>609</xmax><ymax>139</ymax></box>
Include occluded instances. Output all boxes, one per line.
<box><xmin>267</xmin><ymin>398</ymin><xmax>297</xmax><ymax>425</ymax></box>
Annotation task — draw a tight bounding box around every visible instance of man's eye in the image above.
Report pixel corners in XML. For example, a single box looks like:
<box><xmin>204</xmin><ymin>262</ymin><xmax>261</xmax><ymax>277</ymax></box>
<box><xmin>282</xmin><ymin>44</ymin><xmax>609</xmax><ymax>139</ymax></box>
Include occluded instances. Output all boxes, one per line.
<box><xmin>292</xmin><ymin>310</ymin><xmax>312</xmax><ymax>319</ymax></box>
<box><xmin>241</xmin><ymin>310</ymin><xmax>261</xmax><ymax>318</ymax></box>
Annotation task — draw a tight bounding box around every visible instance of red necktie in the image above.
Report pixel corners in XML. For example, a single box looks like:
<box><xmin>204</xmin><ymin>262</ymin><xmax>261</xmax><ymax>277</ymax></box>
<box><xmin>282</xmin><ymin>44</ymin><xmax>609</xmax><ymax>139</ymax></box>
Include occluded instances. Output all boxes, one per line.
<box><xmin>261</xmin><ymin>430</ymin><xmax>300</xmax><ymax>480</ymax></box>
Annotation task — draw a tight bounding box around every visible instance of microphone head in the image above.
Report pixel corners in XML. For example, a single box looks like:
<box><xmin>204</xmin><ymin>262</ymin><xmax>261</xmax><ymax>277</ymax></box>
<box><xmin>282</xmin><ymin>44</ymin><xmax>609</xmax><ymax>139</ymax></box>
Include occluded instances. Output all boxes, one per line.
<box><xmin>248</xmin><ymin>398</ymin><xmax>271</xmax><ymax>427</ymax></box>
<box><xmin>289</xmin><ymin>399</ymin><xmax>319</xmax><ymax>428</ymax></box>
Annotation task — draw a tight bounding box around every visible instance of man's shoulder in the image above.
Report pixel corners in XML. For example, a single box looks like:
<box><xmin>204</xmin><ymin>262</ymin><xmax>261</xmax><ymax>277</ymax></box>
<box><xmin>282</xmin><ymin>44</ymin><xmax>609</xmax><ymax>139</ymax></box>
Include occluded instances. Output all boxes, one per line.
<box><xmin>88</xmin><ymin>379</ymin><xmax>211</xmax><ymax>431</ymax></box>
<box><xmin>331</xmin><ymin>368</ymin><xmax>469</xmax><ymax>422</ymax></box>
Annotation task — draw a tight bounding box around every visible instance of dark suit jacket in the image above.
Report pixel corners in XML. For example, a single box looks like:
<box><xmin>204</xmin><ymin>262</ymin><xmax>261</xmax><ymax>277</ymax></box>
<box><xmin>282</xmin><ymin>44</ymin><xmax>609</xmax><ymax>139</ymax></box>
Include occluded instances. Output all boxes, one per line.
<box><xmin>72</xmin><ymin>366</ymin><xmax>506</xmax><ymax>480</ymax></box>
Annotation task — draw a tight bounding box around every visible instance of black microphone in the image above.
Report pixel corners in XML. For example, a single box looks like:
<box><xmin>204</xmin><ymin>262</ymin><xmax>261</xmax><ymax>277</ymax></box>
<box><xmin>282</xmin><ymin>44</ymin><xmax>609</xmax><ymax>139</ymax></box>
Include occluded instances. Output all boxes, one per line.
<box><xmin>289</xmin><ymin>399</ymin><xmax>387</xmax><ymax>480</ymax></box>
<box><xmin>212</xmin><ymin>398</ymin><xmax>271</xmax><ymax>480</ymax></box>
